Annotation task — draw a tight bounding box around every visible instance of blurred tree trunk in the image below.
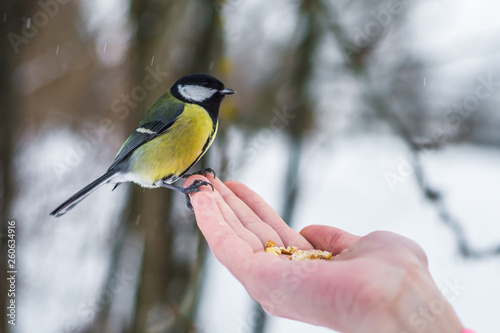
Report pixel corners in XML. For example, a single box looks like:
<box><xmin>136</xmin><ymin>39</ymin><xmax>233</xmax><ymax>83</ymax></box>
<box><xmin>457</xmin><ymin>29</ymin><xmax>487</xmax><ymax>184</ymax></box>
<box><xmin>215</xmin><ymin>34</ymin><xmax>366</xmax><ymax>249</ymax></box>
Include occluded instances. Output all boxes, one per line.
<box><xmin>92</xmin><ymin>1</ymin><xmax>227</xmax><ymax>332</ymax></box>
<box><xmin>1</xmin><ymin>1</ymin><xmax>34</xmax><ymax>332</ymax></box>
<box><xmin>0</xmin><ymin>8</ymin><xmax>15</xmax><ymax>333</ymax></box>
<box><xmin>252</xmin><ymin>1</ymin><xmax>321</xmax><ymax>332</ymax></box>
<box><xmin>280</xmin><ymin>0</ymin><xmax>321</xmax><ymax>224</ymax></box>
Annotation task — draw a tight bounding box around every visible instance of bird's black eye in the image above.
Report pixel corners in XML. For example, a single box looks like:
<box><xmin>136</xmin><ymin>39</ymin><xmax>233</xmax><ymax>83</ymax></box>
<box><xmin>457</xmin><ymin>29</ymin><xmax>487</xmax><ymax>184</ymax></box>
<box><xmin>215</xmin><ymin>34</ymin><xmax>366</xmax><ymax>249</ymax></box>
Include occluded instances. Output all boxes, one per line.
<box><xmin>201</xmin><ymin>81</ymin><xmax>209</xmax><ymax>87</ymax></box>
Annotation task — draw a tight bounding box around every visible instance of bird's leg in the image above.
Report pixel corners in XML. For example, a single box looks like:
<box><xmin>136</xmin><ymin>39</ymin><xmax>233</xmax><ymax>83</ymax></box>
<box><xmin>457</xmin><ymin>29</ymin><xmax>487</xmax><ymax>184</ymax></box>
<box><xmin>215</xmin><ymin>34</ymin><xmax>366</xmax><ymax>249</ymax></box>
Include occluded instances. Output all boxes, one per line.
<box><xmin>158</xmin><ymin>179</ymin><xmax>214</xmax><ymax>211</ymax></box>
<box><xmin>182</xmin><ymin>167</ymin><xmax>216</xmax><ymax>179</ymax></box>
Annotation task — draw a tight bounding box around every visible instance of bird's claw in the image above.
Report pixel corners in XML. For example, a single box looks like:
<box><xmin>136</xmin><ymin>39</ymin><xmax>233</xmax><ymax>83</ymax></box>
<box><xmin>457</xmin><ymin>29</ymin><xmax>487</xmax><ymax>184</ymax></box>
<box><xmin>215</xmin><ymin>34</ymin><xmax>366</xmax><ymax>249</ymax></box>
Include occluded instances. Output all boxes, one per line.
<box><xmin>184</xmin><ymin>179</ymin><xmax>214</xmax><ymax>193</ymax></box>
<box><xmin>183</xmin><ymin>168</ymin><xmax>216</xmax><ymax>178</ymax></box>
<box><xmin>184</xmin><ymin>179</ymin><xmax>214</xmax><ymax>212</ymax></box>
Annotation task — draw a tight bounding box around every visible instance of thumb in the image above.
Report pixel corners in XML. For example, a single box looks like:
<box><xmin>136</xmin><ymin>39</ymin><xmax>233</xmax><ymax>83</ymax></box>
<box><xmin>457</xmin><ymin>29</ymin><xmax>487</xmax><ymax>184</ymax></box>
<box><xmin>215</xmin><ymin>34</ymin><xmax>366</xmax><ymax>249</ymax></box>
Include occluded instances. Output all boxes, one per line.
<box><xmin>299</xmin><ymin>225</ymin><xmax>361</xmax><ymax>255</ymax></box>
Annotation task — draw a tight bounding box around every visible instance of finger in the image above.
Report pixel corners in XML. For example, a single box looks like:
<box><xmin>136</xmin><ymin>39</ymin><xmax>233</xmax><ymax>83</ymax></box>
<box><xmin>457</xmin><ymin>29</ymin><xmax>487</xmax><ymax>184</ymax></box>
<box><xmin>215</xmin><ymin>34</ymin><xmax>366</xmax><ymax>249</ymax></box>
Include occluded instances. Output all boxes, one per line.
<box><xmin>208</xmin><ymin>177</ymin><xmax>285</xmax><ymax>247</ymax></box>
<box><xmin>299</xmin><ymin>225</ymin><xmax>361</xmax><ymax>255</ymax></box>
<box><xmin>226</xmin><ymin>181</ymin><xmax>313</xmax><ymax>249</ymax></box>
<box><xmin>190</xmin><ymin>190</ymin><xmax>255</xmax><ymax>281</ymax></box>
<box><xmin>185</xmin><ymin>176</ymin><xmax>264</xmax><ymax>253</ymax></box>
<box><xmin>183</xmin><ymin>175</ymin><xmax>213</xmax><ymax>192</ymax></box>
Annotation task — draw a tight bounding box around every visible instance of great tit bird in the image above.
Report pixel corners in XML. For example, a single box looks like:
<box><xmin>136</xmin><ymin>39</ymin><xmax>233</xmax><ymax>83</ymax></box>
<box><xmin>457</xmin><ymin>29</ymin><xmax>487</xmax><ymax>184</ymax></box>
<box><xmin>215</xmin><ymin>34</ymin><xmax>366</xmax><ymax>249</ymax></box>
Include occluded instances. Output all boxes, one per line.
<box><xmin>50</xmin><ymin>73</ymin><xmax>235</xmax><ymax>217</ymax></box>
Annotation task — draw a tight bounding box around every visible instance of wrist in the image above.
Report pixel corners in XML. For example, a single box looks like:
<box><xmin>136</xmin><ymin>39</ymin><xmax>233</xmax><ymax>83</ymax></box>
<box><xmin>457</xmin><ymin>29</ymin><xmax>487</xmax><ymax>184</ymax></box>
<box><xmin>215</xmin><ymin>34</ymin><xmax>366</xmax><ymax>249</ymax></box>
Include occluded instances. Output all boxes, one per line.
<box><xmin>392</xmin><ymin>264</ymin><xmax>464</xmax><ymax>333</ymax></box>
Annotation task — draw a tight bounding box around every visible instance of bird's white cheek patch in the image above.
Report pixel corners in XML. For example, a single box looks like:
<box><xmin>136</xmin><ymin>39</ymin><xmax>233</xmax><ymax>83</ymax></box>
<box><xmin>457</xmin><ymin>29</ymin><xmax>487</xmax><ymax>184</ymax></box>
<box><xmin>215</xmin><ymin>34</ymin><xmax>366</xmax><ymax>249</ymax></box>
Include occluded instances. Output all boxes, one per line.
<box><xmin>178</xmin><ymin>85</ymin><xmax>217</xmax><ymax>102</ymax></box>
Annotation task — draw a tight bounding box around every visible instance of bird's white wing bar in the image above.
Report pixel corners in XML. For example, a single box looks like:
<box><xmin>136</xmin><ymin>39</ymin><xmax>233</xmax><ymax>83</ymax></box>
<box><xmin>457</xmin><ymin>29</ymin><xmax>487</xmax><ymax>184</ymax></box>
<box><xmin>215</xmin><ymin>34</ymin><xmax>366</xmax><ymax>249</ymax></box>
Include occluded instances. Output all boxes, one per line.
<box><xmin>135</xmin><ymin>127</ymin><xmax>157</xmax><ymax>134</ymax></box>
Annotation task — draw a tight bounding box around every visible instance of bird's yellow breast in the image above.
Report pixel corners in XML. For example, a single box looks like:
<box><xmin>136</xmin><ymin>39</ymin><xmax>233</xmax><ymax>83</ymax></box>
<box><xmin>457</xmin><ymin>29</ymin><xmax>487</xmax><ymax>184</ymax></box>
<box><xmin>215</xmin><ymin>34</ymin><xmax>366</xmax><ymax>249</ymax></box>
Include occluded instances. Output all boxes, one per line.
<box><xmin>130</xmin><ymin>103</ymin><xmax>216</xmax><ymax>185</ymax></box>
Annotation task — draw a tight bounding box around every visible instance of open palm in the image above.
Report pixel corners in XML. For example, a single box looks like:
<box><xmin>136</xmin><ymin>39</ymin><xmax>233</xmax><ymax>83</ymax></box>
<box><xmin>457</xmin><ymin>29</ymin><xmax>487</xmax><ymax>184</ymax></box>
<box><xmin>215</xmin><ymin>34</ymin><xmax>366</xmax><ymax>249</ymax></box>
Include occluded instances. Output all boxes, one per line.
<box><xmin>185</xmin><ymin>175</ymin><xmax>463</xmax><ymax>333</ymax></box>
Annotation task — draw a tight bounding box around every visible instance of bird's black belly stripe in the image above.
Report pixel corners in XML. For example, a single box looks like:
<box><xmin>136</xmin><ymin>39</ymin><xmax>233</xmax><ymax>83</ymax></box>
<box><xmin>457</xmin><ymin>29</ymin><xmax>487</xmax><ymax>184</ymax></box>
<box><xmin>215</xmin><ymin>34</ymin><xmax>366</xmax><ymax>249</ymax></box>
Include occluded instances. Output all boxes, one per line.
<box><xmin>179</xmin><ymin>133</ymin><xmax>214</xmax><ymax>178</ymax></box>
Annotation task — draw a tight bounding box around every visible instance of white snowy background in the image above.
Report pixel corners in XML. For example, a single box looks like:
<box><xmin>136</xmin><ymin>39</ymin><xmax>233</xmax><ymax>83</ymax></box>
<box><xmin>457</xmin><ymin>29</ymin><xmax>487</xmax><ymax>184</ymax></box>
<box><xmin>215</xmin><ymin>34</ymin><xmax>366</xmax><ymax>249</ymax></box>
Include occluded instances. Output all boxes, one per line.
<box><xmin>10</xmin><ymin>0</ymin><xmax>500</xmax><ymax>332</ymax></box>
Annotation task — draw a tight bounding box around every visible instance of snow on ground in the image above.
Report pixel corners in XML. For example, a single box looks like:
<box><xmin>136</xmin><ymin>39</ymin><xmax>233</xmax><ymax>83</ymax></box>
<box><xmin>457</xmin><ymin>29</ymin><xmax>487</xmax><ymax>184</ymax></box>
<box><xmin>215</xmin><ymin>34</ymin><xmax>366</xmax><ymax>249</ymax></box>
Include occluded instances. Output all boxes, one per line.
<box><xmin>196</xmin><ymin>132</ymin><xmax>500</xmax><ymax>333</ymax></box>
<box><xmin>19</xmin><ymin>128</ymin><xmax>500</xmax><ymax>332</ymax></box>
<box><xmin>14</xmin><ymin>128</ymin><xmax>130</xmax><ymax>333</ymax></box>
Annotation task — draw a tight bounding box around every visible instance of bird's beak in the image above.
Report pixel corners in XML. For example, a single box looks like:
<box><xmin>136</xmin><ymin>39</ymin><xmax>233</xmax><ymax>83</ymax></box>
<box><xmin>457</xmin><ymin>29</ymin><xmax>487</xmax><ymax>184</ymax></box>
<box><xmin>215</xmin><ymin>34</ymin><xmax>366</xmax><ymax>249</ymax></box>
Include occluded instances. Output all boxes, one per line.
<box><xmin>220</xmin><ymin>88</ymin><xmax>236</xmax><ymax>95</ymax></box>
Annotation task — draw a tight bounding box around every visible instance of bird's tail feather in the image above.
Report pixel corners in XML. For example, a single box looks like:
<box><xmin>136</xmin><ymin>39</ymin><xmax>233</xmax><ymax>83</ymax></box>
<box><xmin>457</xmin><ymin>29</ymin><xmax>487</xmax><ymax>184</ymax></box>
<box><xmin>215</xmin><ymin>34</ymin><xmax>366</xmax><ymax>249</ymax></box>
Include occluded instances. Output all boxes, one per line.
<box><xmin>50</xmin><ymin>171</ymin><xmax>118</xmax><ymax>217</ymax></box>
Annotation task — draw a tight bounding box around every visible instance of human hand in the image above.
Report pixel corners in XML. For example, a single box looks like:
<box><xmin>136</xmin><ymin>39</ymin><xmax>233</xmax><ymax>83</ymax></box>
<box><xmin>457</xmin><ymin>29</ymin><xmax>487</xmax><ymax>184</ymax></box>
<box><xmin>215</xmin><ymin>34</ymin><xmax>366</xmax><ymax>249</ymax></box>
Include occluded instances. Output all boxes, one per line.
<box><xmin>185</xmin><ymin>175</ymin><xmax>464</xmax><ymax>333</ymax></box>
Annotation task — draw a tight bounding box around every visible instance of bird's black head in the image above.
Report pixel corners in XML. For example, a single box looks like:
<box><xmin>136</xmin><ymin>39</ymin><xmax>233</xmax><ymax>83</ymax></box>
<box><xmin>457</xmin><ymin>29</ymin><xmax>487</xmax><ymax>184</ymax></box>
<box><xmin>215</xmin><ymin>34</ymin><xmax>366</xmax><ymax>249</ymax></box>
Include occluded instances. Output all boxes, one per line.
<box><xmin>171</xmin><ymin>73</ymin><xmax>235</xmax><ymax>121</ymax></box>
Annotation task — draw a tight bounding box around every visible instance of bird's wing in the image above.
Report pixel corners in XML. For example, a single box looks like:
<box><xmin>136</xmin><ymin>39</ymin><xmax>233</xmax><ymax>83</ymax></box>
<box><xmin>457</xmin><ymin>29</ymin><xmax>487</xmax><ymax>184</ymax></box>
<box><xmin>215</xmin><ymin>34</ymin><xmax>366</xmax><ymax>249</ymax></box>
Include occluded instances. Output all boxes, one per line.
<box><xmin>109</xmin><ymin>98</ymin><xmax>184</xmax><ymax>170</ymax></box>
